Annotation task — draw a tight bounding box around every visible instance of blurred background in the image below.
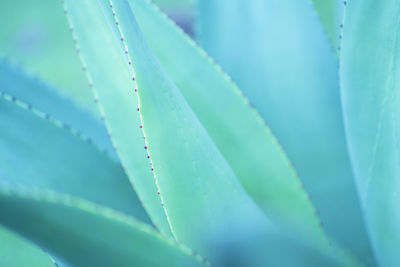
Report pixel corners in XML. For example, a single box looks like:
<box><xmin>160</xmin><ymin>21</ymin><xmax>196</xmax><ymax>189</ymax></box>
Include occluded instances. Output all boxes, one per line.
<box><xmin>0</xmin><ymin>0</ymin><xmax>341</xmax><ymax>114</ymax></box>
<box><xmin>0</xmin><ymin>0</ymin><xmax>196</xmax><ymax>117</ymax></box>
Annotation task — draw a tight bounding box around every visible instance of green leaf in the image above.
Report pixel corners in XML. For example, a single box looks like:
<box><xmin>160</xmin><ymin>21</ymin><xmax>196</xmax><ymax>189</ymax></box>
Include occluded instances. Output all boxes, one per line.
<box><xmin>62</xmin><ymin>0</ymin><xmax>173</xmax><ymax>237</ymax></box>
<box><xmin>107</xmin><ymin>0</ymin><xmax>271</xmax><ymax>255</ymax></box>
<box><xmin>0</xmin><ymin>0</ymin><xmax>97</xmax><ymax>114</ymax></box>
<box><xmin>197</xmin><ymin>0</ymin><xmax>373</xmax><ymax>263</ymax></box>
<box><xmin>0</xmin><ymin>59</ymin><xmax>116</xmax><ymax>158</ymax></box>
<box><xmin>127</xmin><ymin>0</ymin><xmax>326</xmax><ymax>243</ymax></box>
<box><xmin>0</xmin><ymin>225</ymin><xmax>55</xmax><ymax>267</ymax></box>
<box><xmin>0</xmin><ymin>184</ymin><xmax>205</xmax><ymax>267</ymax></box>
<box><xmin>0</xmin><ymin>93</ymin><xmax>150</xmax><ymax>223</ymax></box>
<box><xmin>311</xmin><ymin>0</ymin><xmax>344</xmax><ymax>50</ymax></box>
<box><xmin>340</xmin><ymin>1</ymin><xmax>400</xmax><ymax>266</ymax></box>
<box><xmin>110</xmin><ymin>0</ymin><xmax>334</xmax><ymax>247</ymax></box>
<box><xmin>64</xmin><ymin>0</ymin><xmax>277</xmax><ymax>260</ymax></box>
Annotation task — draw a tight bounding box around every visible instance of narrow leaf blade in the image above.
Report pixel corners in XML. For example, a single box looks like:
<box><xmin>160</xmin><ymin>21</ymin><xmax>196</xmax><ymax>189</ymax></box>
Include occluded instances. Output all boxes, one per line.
<box><xmin>0</xmin><ymin>94</ymin><xmax>149</xmax><ymax>223</ymax></box>
<box><xmin>63</xmin><ymin>0</ymin><xmax>173</xmax><ymax>237</ymax></box>
<box><xmin>0</xmin><ymin>60</ymin><xmax>115</xmax><ymax>157</ymax></box>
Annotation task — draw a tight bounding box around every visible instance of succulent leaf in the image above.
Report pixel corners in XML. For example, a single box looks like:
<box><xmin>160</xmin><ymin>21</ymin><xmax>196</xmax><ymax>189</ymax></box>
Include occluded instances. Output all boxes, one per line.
<box><xmin>0</xmin><ymin>0</ymin><xmax>397</xmax><ymax>265</ymax></box>
<box><xmin>311</xmin><ymin>0</ymin><xmax>344</xmax><ymax>50</ymax></box>
<box><xmin>0</xmin><ymin>225</ymin><xmax>55</xmax><ymax>267</ymax></box>
<box><xmin>62</xmin><ymin>0</ymin><xmax>174</xmax><ymax>237</ymax></box>
<box><xmin>0</xmin><ymin>185</ymin><xmax>204</xmax><ymax>267</ymax></box>
<box><xmin>340</xmin><ymin>0</ymin><xmax>400</xmax><ymax>266</ymax></box>
<box><xmin>126</xmin><ymin>0</ymin><xmax>326</xmax><ymax>242</ymax></box>
<box><xmin>0</xmin><ymin>60</ymin><xmax>116</xmax><ymax>158</ymax></box>
<box><xmin>107</xmin><ymin>0</ymin><xmax>274</xmax><ymax>256</ymax></box>
<box><xmin>196</xmin><ymin>0</ymin><xmax>373</xmax><ymax>263</ymax></box>
<box><xmin>0</xmin><ymin>94</ymin><xmax>149</xmax><ymax>223</ymax></box>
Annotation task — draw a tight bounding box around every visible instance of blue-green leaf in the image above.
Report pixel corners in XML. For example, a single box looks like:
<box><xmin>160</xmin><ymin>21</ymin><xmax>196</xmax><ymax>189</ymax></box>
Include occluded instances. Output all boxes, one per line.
<box><xmin>0</xmin><ymin>225</ymin><xmax>55</xmax><ymax>267</ymax></box>
<box><xmin>197</xmin><ymin>0</ymin><xmax>373</xmax><ymax>264</ymax></box>
<box><xmin>107</xmin><ymin>0</ymin><xmax>271</xmax><ymax>257</ymax></box>
<box><xmin>127</xmin><ymin>0</ymin><xmax>326</xmax><ymax>242</ymax></box>
<box><xmin>0</xmin><ymin>0</ymin><xmax>96</xmax><ymax>113</ymax></box>
<box><xmin>311</xmin><ymin>0</ymin><xmax>344</xmax><ymax>49</ymax></box>
<box><xmin>0</xmin><ymin>59</ymin><xmax>115</xmax><ymax>158</ymax></box>
<box><xmin>340</xmin><ymin>1</ymin><xmax>400</xmax><ymax>266</ymax></box>
<box><xmin>0</xmin><ymin>93</ymin><xmax>149</xmax><ymax>223</ymax></box>
<box><xmin>0</xmin><ymin>185</ymin><xmax>204</xmax><ymax>267</ymax></box>
<box><xmin>152</xmin><ymin>0</ymin><xmax>195</xmax><ymax>36</ymax></box>
<box><xmin>62</xmin><ymin>0</ymin><xmax>174</xmax><ymax>237</ymax></box>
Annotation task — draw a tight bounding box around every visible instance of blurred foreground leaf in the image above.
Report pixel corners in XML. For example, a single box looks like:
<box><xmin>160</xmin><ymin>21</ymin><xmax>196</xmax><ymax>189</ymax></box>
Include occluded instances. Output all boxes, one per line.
<box><xmin>197</xmin><ymin>1</ymin><xmax>373</xmax><ymax>263</ymax></box>
<box><xmin>0</xmin><ymin>94</ymin><xmax>149</xmax><ymax>222</ymax></box>
<box><xmin>340</xmin><ymin>0</ymin><xmax>400</xmax><ymax>266</ymax></box>
<box><xmin>0</xmin><ymin>185</ymin><xmax>204</xmax><ymax>267</ymax></box>
<box><xmin>0</xmin><ymin>225</ymin><xmax>54</xmax><ymax>267</ymax></box>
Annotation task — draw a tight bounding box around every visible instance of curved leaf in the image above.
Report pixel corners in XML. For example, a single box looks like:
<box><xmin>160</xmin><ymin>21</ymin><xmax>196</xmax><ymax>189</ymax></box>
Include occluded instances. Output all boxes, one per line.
<box><xmin>0</xmin><ymin>225</ymin><xmax>55</xmax><ymax>267</ymax></box>
<box><xmin>197</xmin><ymin>0</ymin><xmax>373</xmax><ymax>263</ymax></box>
<box><xmin>340</xmin><ymin>1</ymin><xmax>400</xmax><ymax>266</ymax></box>
<box><xmin>127</xmin><ymin>0</ymin><xmax>326</xmax><ymax>242</ymax></box>
<box><xmin>0</xmin><ymin>93</ymin><xmax>150</xmax><ymax>223</ymax></box>
<box><xmin>107</xmin><ymin>0</ymin><xmax>271</xmax><ymax>256</ymax></box>
<box><xmin>0</xmin><ymin>184</ymin><xmax>204</xmax><ymax>267</ymax></box>
<box><xmin>62</xmin><ymin>0</ymin><xmax>173</xmax><ymax>237</ymax></box>
<box><xmin>0</xmin><ymin>59</ymin><xmax>115</xmax><ymax>158</ymax></box>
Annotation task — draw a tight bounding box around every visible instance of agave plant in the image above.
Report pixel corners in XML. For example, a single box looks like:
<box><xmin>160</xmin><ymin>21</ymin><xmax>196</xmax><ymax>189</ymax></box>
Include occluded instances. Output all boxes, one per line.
<box><xmin>0</xmin><ymin>0</ymin><xmax>398</xmax><ymax>266</ymax></box>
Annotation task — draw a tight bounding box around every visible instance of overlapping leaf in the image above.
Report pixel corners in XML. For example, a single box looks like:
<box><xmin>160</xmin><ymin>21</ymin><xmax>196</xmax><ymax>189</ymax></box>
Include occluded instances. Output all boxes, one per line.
<box><xmin>0</xmin><ymin>94</ymin><xmax>149</xmax><ymax>223</ymax></box>
<box><xmin>1</xmin><ymin>0</ymin><xmax>396</xmax><ymax>265</ymax></box>
<box><xmin>62</xmin><ymin>0</ymin><xmax>174</xmax><ymax>237</ymax></box>
<box><xmin>127</xmin><ymin>0</ymin><xmax>326</xmax><ymax>242</ymax></box>
<box><xmin>106</xmin><ymin>0</ymin><xmax>272</xmax><ymax>257</ymax></box>
<box><xmin>0</xmin><ymin>185</ymin><xmax>204</xmax><ymax>267</ymax></box>
<box><xmin>197</xmin><ymin>0</ymin><xmax>373</xmax><ymax>263</ymax></box>
<box><xmin>0</xmin><ymin>60</ymin><xmax>115</xmax><ymax>157</ymax></box>
<box><xmin>64</xmin><ymin>0</ymin><xmax>277</xmax><ymax>259</ymax></box>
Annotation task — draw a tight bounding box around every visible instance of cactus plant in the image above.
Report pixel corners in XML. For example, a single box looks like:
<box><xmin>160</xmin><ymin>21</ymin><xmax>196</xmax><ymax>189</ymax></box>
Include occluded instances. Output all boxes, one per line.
<box><xmin>0</xmin><ymin>0</ymin><xmax>398</xmax><ymax>266</ymax></box>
